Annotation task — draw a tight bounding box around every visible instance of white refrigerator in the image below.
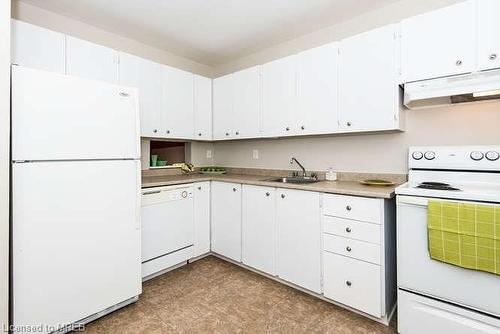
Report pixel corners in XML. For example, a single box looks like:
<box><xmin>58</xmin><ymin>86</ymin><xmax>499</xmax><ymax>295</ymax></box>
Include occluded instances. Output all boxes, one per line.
<box><xmin>11</xmin><ymin>66</ymin><xmax>142</xmax><ymax>333</ymax></box>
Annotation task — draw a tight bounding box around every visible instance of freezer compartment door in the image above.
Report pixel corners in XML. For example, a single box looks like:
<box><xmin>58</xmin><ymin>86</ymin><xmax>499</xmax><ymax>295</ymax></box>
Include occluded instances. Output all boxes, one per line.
<box><xmin>12</xmin><ymin>160</ymin><xmax>141</xmax><ymax>332</ymax></box>
<box><xmin>12</xmin><ymin>66</ymin><xmax>140</xmax><ymax>161</ymax></box>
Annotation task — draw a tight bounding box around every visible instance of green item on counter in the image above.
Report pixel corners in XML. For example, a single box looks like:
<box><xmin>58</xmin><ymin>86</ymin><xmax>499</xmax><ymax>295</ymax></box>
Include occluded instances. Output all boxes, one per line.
<box><xmin>156</xmin><ymin>160</ymin><xmax>168</xmax><ymax>167</ymax></box>
<box><xmin>150</xmin><ymin>155</ymin><xmax>158</xmax><ymax>167</ymax></box>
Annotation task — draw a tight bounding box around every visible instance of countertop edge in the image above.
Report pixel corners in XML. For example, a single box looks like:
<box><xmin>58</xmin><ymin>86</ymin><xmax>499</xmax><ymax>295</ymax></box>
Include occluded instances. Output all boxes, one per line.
<box><xmin>142</xmin><ymin>175</ymin><xmax>396</xmax><ymax>199</ymax></box>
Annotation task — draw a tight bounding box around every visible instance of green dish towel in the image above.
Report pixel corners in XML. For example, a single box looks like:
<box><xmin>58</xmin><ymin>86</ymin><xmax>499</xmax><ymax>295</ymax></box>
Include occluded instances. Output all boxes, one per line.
<box><xmin>428</xmin><ymin>200</ymin><xmax>500</xmax><ymax>275</ymax></box>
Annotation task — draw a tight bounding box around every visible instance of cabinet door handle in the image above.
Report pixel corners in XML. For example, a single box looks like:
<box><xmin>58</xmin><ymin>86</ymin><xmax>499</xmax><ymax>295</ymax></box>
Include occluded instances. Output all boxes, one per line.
<box><xmin>490</xmin><ymin>54</ymin><xmax>497</xmax><ymax>60</ymax></box>
<box><xmin>153</xmin><ymin>129</ymin><xmax>158</xmax><ymax>133</ymax></box>
<box><xmin>346</xmin><ymin>122</ymin><xmax>352</xmax><ymax>127</ymax></box>
<box><xmin>345</xmin><ymin>227</ymin><xmax>352</xmax><ymax>233</ymax></box>
<box><xmin>346</xmin><ymin>281</ymin><xmax>352</xmax><ymax>287</ymax></box>
<box><xmin>285</xmin><ymin>127</ymin><xmax>290</xmax><ymax>131</ymax></box>
<box><xmin>301</xmin><ymin>125</ymin><xmax>305</xmax><ymax>130</ymax></box>
<box><xmin>226</xmin><ymin>132</ymin><xmax>229</xmax><ymax>136</ymax></box>
<box><xmin>119</xmin><ymin>92</ymin><xmax>129</xmax><ymax>97</ymax></box>
<box><xmin>265</xmin><ymin>192</ymin><xmax>270</xmax><ymax>197</ymax></box>
<box><xmin>166</xmin><ymin>130</ymin><xmax>170</xmax><ymax>134</ymax></box>
<box><xmin>197</xmin><ymin>186</ymin><xmax>202</xmax><ymax>190</ymax></box>
<box><xmin>235</xmin><ymin>131</ymin><xmax>239</xmax><ymax>135</ymax></box>
<box><xmin>198</xmin><ymin>133</ymin><xmax>202</xmax><ymax>136</ymax></box>
<box><xmin>346</xmin><ymin>246</ymin><xmax>352</xmax><ymax>252</ymax></box>
<box><xmin>456</xmin><ymin>59</ymin><xmax>463</xmax><ymax>66</ymax></box>
<box><xmin>281</xmin><ymin>194</ymin><xmax>285</xmax><ymax>199</ymax></box>
<box><xmin>346</xmin><ymin>205</ymin><xmax>352</xmax><ymax>211</ymax></box>
<box><xmin>233</xmin><ymin>187</ymin><xmax>237</xmax><ymax>192</ymax></box>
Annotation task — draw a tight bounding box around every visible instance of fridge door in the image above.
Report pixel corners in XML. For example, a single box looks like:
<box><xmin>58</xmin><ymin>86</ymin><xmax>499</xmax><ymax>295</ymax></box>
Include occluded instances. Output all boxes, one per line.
<box><xmin>12</xmin><ymin>66</ymin><xmax>140</xmax><ymax>161</ymax></box>
<box><xmin>12</xmin><ymin>160</ymin><xmax>141</xmax><ymax>332</ymax></box>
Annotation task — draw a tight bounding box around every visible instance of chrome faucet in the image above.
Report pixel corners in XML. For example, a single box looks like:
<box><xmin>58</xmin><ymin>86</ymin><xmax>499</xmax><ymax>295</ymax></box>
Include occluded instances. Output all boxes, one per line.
<box><xmin>290</xmin><ymin>157</ymin><xmax>307</xmax><ymax>177</ymax></box>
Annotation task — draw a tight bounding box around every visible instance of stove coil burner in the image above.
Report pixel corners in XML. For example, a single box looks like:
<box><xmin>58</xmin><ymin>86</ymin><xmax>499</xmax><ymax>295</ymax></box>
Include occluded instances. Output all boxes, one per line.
<box><xmin>417</xmin><ymin>182</ymin><xmax>461</xmax><ymax>191</ymax></box>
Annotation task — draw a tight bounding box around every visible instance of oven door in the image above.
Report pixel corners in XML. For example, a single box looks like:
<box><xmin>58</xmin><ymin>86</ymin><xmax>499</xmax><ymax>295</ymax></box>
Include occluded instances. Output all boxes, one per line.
<box><xmin>397</xmin><ymin>195</ymin><xmax>500</xmax><ymax>317</ymax></box>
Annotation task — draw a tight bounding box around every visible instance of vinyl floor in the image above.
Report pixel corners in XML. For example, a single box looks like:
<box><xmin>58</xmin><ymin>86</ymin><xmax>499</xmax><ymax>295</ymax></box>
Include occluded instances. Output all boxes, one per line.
<box><xmin>82</xmin><ymin>256</ymin><xmax>396</xmax><ymax>334</ymax></box>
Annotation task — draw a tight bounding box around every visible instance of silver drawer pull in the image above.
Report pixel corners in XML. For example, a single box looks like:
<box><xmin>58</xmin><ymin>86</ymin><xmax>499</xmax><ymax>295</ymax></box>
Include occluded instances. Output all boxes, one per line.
<box><xmin>143</xmin><ymin>190</ymin><xmax>161</xmax><ymax>195</ymax></box>
<box><xmin>265</xmin><ymin>192</ymin><xmax>270</xmax><ymax>197</ymax></box>
<box><xmin>490</xmin><ymin>54</ymin><xmax>498</xmax><ymax>60</ymax></box>
<box><xmin>197</xmin><ymin>186</ymin><xmax>202</xmax><ymax>190</ymax></box>
<box><xmin>346</xmin><ymin>281</ymin><xmax>352</xmax><ymax>287</ymax></box>
<box><xmin>346</xmin><ymin>246</ymin><xmax>352</xmax><ymax>252</ymax></box>
<box><xmin>281</xmin><ymin>194</ymin><xmax>285</xmax><ymax>199</ymax></box>
<box><xmin>119</xmin><ymin>92</ymin><xmax>129</xmax><ymax>97</ymax></box>
<box><xmin>233</xmin><ymin>188</ymin><xmax>237</xmax><ymax>192</ymax></box>
<box><xmin>346</xmin><ymin>205</ymin><xmax>352</xmax><ymax>211</ymax></box>
<box><xmin>345</xmin><ymin>227</ymin><xmax>352</xmax><ymax>233</ymax></box>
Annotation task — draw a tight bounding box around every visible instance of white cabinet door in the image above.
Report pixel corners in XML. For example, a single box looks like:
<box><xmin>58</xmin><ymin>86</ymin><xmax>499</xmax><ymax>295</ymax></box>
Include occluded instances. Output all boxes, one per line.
<box><xmin>233</xmin><ymin>66</ymin><xmax>261</xmax><ymax>139</ymax></box>
<box><xmin>162</xmin><ymin>66</ymin><xmax>194</xmax><ymax>139</ymax></box>
<box><xmin>276</xmin><ymin>188</ymin><xmax>321</xmax><ymax>293</ymax></box>
<box><xmin>211</xmin><ymin>182</ymin><xmax>241</xmax><ymax>261</ymax></box>
<box><xmin>66</xmin><ymin>36</ymin><xmax>118</xmax><ymax>84</ymax></box>
<box><xmin>119</xmin><ymin>52</ymin><xmax>162</xmax><ymax>138</ymax></box>
<box><xmin>194</xmin><ymin>75</ymin><xmax>212</xmax><ymax>140</ymax></box>
<box><xmin>401</xmin><ymin>1</ymin><xmax>476</xmax><ymax>83</ymax></box>
<box><xmin>297</xmin><ymin>42</ymin><xmax>339</xmax><ymax>135</ymax></box>
<box><xmin>213</xmin><ymin>74</ymin><xmax>234</xmax><ymax>140</ymax></box>
<box><xmin>193</xmin><ymin>182</ymin><xmax>211</xmax><ymax>258</ymax></box>
<box><xmin>11</xmin><ymin>19</ymin><xmax>65</xmax><ymax>74</ymax></box>
<box><xmin>477</xmin><ymin>0</ymin><xmax>500</xmax><ymax>71</ymax></box>
<box><xmin>262</xmin><ymin>55</ymin><xmax>297</xmax><ymax>137</ymax></box>
<box><xmin>339</xmin><ymin>24</ymin><xmax>400</xmax><ymax>132</ymax></box>
<box><xmin>242</xmin><ymin>185</ymin><xmax>276</xmax><ymax>275</ymax></box>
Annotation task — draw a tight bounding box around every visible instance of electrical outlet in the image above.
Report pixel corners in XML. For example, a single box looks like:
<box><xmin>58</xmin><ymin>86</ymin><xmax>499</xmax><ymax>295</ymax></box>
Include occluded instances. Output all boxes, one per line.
<box><xmin>206</xmin><ymin>150</ymin><xmax>212</xmax><ymax>159</ymax></box>
<box><xmin>252</xmin><ymin>149</ymin><xmax>259</xmax><ymax>160</ymax></box>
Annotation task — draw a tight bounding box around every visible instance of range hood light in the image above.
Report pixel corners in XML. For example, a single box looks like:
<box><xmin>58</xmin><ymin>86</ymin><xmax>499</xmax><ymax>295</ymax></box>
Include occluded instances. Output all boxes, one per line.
<box><xmin>472</xmin><ymin>89</ymin><xmax>500</xmax><ymax>98</ymax></box>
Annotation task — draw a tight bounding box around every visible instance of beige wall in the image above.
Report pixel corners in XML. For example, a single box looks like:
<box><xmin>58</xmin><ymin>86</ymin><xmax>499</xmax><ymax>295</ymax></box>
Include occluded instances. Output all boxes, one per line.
<box><xmin>213</xmin><ymin>103</ymin><xmax>500</xmax><ymax>174</ymax></box>
<box><xmin>11</xmin><ymin>0</ymin><xmax>215</xmax><ymax>77</ymax></box>
<box><xmin>214</xmin><ymin>0</ymin><xmax>463</xmax><ymax>76</ymax></box>
<box><xmin>210</xmin><ymin>0</ymin><xmax>500</xmax><ymax>174</ymax></box>
<box><xmin>1</xmin><ymin>0</ymin><xmax>10</xmax><ymax>330</ymax></box>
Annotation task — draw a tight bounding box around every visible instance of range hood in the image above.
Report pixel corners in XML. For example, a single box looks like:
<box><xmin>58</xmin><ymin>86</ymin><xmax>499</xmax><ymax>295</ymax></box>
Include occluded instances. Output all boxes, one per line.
<box><xmin>403</xmin><ymin>69</ymin><xmax>500</xmax><ymax>109</ymax></box>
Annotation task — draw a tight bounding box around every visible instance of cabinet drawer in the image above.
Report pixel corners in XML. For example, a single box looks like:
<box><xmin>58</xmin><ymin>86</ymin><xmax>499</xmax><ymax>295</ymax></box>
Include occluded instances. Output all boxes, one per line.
<box><xmin>323</xmin><ymin>251</ymin><xmax>381</xmax><ymax>318</ymax></box>
<box><xmin>323</xmin><ymin>216</ymin><xmax>380</xmax><ymax>244</ymax></box>
<box><xmin>322</xmin><ymin>194</ymin><xmax>381</xmax><ymax>224</ymax></box>
<box><xmin>323</xmin><ymin>234</ymin><xmax>380</xmax><ymax>265</ymax></box>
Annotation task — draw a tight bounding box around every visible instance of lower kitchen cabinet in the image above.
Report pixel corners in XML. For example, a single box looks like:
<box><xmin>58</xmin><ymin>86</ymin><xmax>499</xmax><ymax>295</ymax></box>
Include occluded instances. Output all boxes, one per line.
<box><xmin>193</xmin><ymin>182</ymin><xmax>211</xmax><ymax>257</ymax></box>
<box><xmin>321</xmin><ymin>193</ymin><xmax>396</xmax><ymax>320</ymax></box>
<box><xmin>276</xmin><ymin>189</ymin><xmax>321</xmax><ymax>293</ymax></box>
<box><xmin>242</xmin><ymin>185</ymin><xmax>276</xmax><ymax>275</ymax></box>
<box><xmin>323</xmin><ymin>251</ymin><xmax>381</xmax><ymax>317</ymax></box>
<box><xmin>211</xmin><ymin>182</ymin><xmax>242</xmax><ymax>262</ymax></box>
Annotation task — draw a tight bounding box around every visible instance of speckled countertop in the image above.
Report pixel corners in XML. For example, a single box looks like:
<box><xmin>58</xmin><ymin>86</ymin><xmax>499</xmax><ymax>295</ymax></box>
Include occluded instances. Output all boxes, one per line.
<box><xmin>142</xmin><ymin>173</ymin><xmax>399</xmax><ymax>199</ymax></box>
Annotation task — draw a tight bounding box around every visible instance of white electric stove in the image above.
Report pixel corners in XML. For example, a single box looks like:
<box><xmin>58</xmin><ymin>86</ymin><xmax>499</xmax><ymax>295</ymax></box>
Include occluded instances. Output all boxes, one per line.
<box><xmin>396</xmin><ymin>146</ymin><xmax>500</xmax><ymax>334</ymax></box>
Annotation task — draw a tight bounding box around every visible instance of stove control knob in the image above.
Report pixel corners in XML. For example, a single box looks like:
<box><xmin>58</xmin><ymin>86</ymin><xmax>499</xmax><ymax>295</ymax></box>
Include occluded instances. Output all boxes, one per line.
<box><xmin>470</xmin><ymin>151</ymin><xmax>485</xmax><ymax>161</ymax></box>
<box><xmin>424</xmin><ymin>151</ymin><xmax>436</xmax><ymax>160</ymax></box>
<box><xmin>485</xmin><ymin>151</ymin><xmax>500</xmax><ymax>161</ymax></box>
<box><xmin>412</xmin><ymin>151</ymin><xmax>424</xmax><ymax>160</ymax></box>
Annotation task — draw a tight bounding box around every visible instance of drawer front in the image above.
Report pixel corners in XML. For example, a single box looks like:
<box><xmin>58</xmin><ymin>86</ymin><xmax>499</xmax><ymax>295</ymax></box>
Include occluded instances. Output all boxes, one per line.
<box><xmin>323</xmin><ymin>216</ymin><xmax>381</xmax><ymax>244</ymax></box>
<box><xmin>323</xmin><ymin>234</ymin><xmax>380</xmax><ymax>265</ymax></box>
<box><xmin>323</xmin><ymin>251</ymin><xmax>381</xmax><ymax>318</ymax></box>
<box><xmin>322</xmin><ymin>194</ymin><xmax>381</xmax><ymax>224</ymax></box>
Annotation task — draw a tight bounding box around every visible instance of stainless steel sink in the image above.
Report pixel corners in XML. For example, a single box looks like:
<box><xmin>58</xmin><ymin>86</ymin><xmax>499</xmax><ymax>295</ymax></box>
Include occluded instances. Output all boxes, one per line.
<box><xmin>265</xmin><ymin>176</ymin><xmax>319</xmax><ymax>184</ymax></box>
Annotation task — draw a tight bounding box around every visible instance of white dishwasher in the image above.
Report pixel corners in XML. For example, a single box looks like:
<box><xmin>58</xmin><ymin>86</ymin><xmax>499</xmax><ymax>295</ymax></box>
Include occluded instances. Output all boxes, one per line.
<box><xmin>141</xmin><ymin>184</ymin><xmax>194</xmax><ymax>279</ymax></box>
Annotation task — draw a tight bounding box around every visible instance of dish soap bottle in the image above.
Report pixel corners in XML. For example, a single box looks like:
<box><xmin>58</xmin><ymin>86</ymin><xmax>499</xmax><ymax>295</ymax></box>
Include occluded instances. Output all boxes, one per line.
<box><xmin>326</xmin><ymin>167</ymin><xmax>337</xmax><ymax>181</ymax></box>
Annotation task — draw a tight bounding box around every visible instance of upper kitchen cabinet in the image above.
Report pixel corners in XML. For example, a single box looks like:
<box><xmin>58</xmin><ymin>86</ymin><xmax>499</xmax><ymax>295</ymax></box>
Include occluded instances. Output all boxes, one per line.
<box><xmin>162</xmin><ymin>66</ymin><xmax>194</xmax><ymax>139</ymax></box>
<box><xmin>11</xmin><ymin>19</ymin><xmax>65</xmax><ymax>74</ymax></box>
<box><xmin>339</xmin><ymin>24</ymin><xmax>401</xmax><ymax>132</ymax></box>
<box><xmin>297</xmin><ymin>42</ymin><xmax>339</xmax><ymax>135</ymax></box>
<box><xmin>213</xmin><ymin>74</ymin><xmax>234</xmax><ymax>140</ymax></box>
<box><xmin>212</xmin><ymin>66</ymin><xmax>261</xmax><ymax>140</ymax></box>
<box><xmin>262</xmin><ymin>55</ymin><xmax>297</xmax><ymax>137</ymax></box>
<box><xmin>119</xmin><ymin>52</ymin><xmax>162</xmax><ymax>138</ymax></box>
<box><xmin>400</xmin><ymin>1</ymin><xmax>476</xmax><ymax>83</ymax></box>
<box><xmin>477</xmin><ymin>0</ymin><xmax>500</xmax><ymax>71</ymax></box>
<box><xmin>194</xmin><ymin>75</ymin><xmax>213</xmax><ymax>140</ymax></box>
<box><xmin>233</xmin><ymin>66</ymin><xmax>261</xmax><ymax>139</ymax></box>
<box><xmin>66</xmin><ymin>36</ymin><xmax>119</xmax><ymax>84</ymax></box>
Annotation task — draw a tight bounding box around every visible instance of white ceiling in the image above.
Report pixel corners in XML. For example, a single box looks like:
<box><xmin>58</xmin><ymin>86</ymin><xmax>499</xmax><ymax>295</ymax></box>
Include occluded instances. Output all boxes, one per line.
<box><xmin>20</xmin><ymin>0</ymin><xmax>401</xmax><ymax>66</ymax></box>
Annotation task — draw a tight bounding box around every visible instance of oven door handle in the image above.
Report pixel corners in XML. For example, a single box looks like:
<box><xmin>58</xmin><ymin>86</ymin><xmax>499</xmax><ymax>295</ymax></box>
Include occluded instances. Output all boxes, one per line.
<box><xmin>397</xmin><ymin>196</ymin><xmax>429</xmax><ymax>207</ymax></box>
